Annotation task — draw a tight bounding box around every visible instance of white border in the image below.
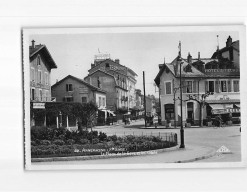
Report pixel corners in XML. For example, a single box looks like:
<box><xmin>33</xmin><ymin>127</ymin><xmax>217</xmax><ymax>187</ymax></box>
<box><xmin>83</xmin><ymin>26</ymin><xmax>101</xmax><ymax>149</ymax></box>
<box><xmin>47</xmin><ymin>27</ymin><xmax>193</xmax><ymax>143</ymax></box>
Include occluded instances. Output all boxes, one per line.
<box><xmin>23</xmin><ymin>25</ymin><xmax>246</xmax><ymax>170</ymax></box>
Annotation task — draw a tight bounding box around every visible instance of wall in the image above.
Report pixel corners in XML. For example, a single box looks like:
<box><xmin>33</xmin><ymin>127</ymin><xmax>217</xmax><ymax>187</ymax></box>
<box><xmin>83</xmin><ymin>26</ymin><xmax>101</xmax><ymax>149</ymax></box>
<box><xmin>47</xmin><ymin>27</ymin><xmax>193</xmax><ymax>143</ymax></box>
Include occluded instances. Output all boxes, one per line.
<box><xmin>51</xmin><ymin>77</ymin><xmax>96</xmax><ymax>103</ymax></box>
<box><xmin>30</xmin><ymin>53</ymin><xmax>52</xmax><ymax>101</ymax></box>
<box><xmin>85</xmin><ymin>71</ymin><xmax>117</xmax><ymax>111</ymax></box>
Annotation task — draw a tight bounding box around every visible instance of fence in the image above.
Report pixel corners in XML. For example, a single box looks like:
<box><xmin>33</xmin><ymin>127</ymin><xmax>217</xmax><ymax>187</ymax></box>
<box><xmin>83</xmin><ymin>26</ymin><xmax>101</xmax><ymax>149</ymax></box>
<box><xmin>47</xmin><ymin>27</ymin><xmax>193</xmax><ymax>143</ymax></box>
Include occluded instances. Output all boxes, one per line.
<box><xmin>109</xmin><ymin>131</ymin><xmax>178</xmax><ymax>146</ymax></box>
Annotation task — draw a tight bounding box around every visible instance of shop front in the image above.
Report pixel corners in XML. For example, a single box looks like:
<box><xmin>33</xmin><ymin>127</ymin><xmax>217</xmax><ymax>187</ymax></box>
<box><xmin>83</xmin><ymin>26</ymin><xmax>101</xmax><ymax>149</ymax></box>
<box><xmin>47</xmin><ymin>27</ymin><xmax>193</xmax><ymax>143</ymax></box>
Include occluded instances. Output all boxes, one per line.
<box><xmin>207</xmin><ymin>103</ymin><xmax>241</xmax><ymax>124</ymax></box>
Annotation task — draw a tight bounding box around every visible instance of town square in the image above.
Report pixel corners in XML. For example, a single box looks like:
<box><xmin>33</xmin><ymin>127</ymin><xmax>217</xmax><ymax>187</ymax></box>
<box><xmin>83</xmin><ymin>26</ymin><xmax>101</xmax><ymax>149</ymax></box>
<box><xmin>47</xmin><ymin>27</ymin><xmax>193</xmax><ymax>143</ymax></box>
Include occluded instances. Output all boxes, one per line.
<box><xmin>23</xmin><ymin>27</ymin><xmax>242</xmax><ymax>168</ymax></box>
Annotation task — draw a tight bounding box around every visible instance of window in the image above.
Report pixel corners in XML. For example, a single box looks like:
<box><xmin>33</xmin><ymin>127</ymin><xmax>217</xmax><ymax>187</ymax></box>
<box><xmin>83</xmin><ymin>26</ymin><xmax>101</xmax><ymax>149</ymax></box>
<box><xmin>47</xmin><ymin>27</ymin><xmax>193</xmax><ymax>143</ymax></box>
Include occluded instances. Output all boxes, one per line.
<box><xmin>220</xmin><ymin>80</ymin><xmax>227</xmax><ymax>92</ymax></box>
<box><xmin>233</xmin><ymin>80</ymin><xmax>240</xmax><ymax>92</ymax></box>
<box><xmin>82</xmin><ymin>97</ymin><xmax>87</xmax><ymax>104</ymax></box>
<box><xmin>97</xmin><ymin>77</ymin><xmax>101</xmax><ymax>88</ymax></box>
<box><xmin>64</xmin><ymin>96</ymin><xmax>73</xmax><ymax>102</ymax></box>
<box><xmin>165</xmin><ymin>104</ymin><xmax>174</xmax><ymax>119</ymax></box>
<box><xmin>105</xmin><ymin>63</ymin><xmax>110</xmax><ymax>68</ymax></box>
<box><xmin>37</xmin><ymin>56</ymin><xmax>41</xmax><ymax>66</ymax></box>
<box><xmin>102</xmin><ymin>97</ymin><xmax>105</xmax><ymax>107</ymax></box>
<box><xmin>208</xmin><ymin>81</ymin><xmax>215</xmax><ymax>93</ymax></box>
<box><xmin>165</xmin><ymin>82</ymin><xmax>172</xmax><ymax>94</ymax></box>
<box><xmin>38</xmin><ymin>70</ymin><xmax>42</xmax><ymax>84</ymax></box>
<box><xmin>31</xmin><ymin>88</ymin><xmax>35</xmax><ymax>100</ymax></box>
<box><xmin>187</xmin><ymin>81</ymin><xmax>193</xmax><ymax>93</ymax></box>
<box><xmin>31</xmin><ymin>68</ymin><xmax>35</xmax><ymax>82</ymax></box>
<box><xmin>99</xmin><ymin>97</ymin><xmax>102</xmax><ymax>107</ymax></box>
<box><xmin>44</xmin><ymin>72</ymin><xmax>48</xmax><ymax>85</ymax></box>
<box><xmin>66</xmin><ymin>84</ymin><xmax>73</xmax><ymax>92</ymax></box>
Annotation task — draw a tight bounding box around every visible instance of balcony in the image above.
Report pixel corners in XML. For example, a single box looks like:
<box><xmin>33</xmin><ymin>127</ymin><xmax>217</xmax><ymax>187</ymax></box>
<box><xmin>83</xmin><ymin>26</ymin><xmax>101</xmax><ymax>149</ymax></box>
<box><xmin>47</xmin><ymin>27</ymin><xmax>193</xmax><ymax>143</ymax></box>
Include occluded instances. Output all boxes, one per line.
<box><xmin>31</xmin><ymin>97</ymin><xmax>56</xmax><ymax>102</ymax></box>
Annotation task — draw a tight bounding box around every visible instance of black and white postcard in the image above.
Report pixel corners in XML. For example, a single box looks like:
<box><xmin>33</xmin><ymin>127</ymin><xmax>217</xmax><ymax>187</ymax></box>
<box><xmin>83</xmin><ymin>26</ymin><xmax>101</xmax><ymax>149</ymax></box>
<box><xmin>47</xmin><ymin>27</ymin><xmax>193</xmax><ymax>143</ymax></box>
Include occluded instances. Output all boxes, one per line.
<box><xmin>23</xmin><ymin>26</ymin><xmax>246</xmax><ymax>170</ymax></box>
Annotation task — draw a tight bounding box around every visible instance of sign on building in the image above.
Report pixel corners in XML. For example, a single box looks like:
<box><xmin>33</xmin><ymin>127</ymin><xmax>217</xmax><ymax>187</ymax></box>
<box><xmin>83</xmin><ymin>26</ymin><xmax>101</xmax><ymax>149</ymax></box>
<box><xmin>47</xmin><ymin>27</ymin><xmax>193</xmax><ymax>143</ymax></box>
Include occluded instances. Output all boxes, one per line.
<box><xmin>33</xmin><ymin>102</ymin><xmax>45</xmax><ymax>109</ymax></box>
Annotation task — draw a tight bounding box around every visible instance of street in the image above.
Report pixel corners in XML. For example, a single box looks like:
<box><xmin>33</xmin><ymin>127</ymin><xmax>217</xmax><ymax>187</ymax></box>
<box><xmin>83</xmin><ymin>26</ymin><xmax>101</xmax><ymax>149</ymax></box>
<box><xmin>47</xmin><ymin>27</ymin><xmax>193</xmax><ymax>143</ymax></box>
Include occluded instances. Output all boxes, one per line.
<box><xmin>31</xmin><ymin>119</ymin><xmax>241</xmax><ymax>166</ymax></box>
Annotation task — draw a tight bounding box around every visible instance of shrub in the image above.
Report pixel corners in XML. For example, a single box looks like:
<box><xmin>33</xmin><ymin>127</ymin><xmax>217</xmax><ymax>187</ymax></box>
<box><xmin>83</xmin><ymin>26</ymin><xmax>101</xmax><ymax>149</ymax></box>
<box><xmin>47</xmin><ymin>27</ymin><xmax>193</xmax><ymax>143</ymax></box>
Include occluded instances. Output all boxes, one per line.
<box><xmin>40</xmin><ymin>140</ymin><xmax>51</xmax><ymax>145</ymax></box>
<box><xmin>92</xmin><ymin>138</ymin><xmax>99</xmax><ymax>144</ymax></box>
<box><xmin>53</xmin><ymin>139</ymin><xmax>65</xmax><ymax>146</ymax></box>
<box><xmin>108</xmin><ymin>135</ymin><xmax>118</xmax><ymax>142</ymax></box>
<box><xmin>98</xmin><ymin>132</ymin><xmax>107</xmax><ymax>141</ymax></box>
<box><xmin>66</xmin><ymin>139</ymin><xmax>75</xmax><ymax>145</ymax></box>
<box><xmin>79</xmin><ymin>138</ymin><xmax>89</xmax><ymax>145</ymax></box>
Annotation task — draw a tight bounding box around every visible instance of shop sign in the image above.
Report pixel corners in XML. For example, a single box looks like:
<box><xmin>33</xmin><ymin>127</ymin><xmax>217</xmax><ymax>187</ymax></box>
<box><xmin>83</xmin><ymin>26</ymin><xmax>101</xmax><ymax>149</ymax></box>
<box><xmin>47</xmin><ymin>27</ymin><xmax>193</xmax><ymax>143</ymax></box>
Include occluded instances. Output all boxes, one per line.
<box><xmin>33</xmin><ymin>103</ymin><xmax>45</xmax><ymax>109</ymax></box>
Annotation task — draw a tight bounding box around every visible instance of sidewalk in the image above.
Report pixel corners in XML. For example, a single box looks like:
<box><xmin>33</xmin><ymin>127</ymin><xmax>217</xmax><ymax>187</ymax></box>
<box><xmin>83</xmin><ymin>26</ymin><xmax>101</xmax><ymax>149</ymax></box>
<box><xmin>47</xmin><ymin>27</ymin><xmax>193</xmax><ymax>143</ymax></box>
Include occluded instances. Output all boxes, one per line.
<box><xmin>31</xmin><ymin>143</ymin><xmax>217</xmax><ymax>164</ymax></box>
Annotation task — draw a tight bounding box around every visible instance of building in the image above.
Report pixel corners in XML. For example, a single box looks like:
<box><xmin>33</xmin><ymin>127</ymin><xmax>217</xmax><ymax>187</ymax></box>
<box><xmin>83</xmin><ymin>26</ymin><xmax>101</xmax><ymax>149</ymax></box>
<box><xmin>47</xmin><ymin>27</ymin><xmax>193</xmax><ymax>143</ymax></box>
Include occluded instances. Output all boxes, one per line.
<box><xmin>84</xmin><ymin>55</ymin><xmax>137</xmax><ymax>113</ymax></box>
<box><xmin>30</xmin><ymin>40</ymin><xmax>57</xmax><ymax>102</ymax></box>
<box><xmin>51</xmin><ymin>75</ymin><xmax>115</xmax><ymax>126</ymax></box>
<box><xmin>142</xmin><ymin>94</ymin><xmax>156</xmax><ymax>117</ymax></box>
<box><xmin>154</xmin><ymin>36</ymin><xmax>240</xmax><ymax>126</ymax></box>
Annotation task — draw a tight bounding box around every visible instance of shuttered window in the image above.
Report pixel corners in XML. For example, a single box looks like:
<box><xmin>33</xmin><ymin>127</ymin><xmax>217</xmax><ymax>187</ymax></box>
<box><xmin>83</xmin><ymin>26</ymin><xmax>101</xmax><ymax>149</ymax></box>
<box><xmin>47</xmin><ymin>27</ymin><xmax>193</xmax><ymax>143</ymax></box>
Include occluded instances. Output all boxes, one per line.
<box><xmin>193</xmin><ymin>81</ymin><xmax>197</xmax><ymax>93</ymax></box>
<box><xmin>233</xmin><ymin>80</ymin><xmax>239</xmax><ymax>92</ymax></box>
<box><xmin>227</xmin><ymin>80</ymin><xmax>231</xmax><ymax>92</ymax></box>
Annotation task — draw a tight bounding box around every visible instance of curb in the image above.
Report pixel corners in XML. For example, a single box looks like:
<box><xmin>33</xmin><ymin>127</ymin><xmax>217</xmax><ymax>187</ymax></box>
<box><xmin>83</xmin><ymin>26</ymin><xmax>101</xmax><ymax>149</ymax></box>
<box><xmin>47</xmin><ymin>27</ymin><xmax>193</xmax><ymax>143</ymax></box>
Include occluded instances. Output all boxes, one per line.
<box><xmin>174</xmin><ymin>151</ymin><xmax>217</xmax><ymax>163</ymax></box>
<box><xmin>31</xmin><ymin>145</ymin><xmax>179</xmax><ymax>163</ymax></box>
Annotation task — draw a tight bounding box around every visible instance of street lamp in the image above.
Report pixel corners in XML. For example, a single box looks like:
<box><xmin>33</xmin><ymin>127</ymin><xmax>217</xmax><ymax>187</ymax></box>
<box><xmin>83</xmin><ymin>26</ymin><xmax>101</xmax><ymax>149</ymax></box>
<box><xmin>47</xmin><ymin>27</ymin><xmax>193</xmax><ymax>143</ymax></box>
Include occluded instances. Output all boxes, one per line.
<box><xmin>178</xmin><ymin>57</ymin><xmax>185</xmax><ymax>149</ymax></box>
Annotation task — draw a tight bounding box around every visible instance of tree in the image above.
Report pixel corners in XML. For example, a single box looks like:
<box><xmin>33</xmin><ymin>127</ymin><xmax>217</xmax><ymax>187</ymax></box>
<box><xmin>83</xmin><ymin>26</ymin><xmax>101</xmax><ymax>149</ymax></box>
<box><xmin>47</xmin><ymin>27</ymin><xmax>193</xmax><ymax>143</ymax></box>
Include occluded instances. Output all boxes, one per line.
<box><xmin>81</xmin><ymin>101</ymin><xmax>98</xmax><ymax>131</ymax></box>
<box><xmin>185</xmin><ymin>92</ymin><xmax>213</xmax><ymax>127</ymax></box>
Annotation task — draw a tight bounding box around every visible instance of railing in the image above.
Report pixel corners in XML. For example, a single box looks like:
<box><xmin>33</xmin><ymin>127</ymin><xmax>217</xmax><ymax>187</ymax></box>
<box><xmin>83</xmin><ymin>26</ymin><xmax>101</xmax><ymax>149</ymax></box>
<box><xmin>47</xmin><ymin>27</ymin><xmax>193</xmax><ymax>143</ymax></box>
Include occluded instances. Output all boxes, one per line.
<box><xmin>31</xmin><ymin>97</ymin><xmax>56</xmax><ymax>102</ymax></box>
<box><xmin>107</xmin><ymin>131</ymin><xmax>178</xmax><ymax>145</ymax></box>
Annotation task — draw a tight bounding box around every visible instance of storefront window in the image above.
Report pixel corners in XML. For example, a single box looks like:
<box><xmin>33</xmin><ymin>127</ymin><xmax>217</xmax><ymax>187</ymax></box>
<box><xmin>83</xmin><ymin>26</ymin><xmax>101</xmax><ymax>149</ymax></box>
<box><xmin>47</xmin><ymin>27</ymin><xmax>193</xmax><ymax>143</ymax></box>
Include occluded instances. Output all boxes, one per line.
<box><xmin>164</xmin><ymin>104</ymin><xmax>174</xmax><ymax>119</ymax></box>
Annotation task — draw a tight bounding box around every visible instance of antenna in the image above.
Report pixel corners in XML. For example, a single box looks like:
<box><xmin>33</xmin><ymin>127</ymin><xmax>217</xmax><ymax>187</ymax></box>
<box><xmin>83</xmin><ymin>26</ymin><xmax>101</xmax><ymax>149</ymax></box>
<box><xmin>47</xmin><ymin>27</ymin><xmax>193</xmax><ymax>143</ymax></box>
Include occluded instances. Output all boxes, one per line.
<box><xmin>178</xmin><ymin>41</ymin><xmax>181</xmax><ymax>57</ymax></box>
<box><xmin>98</xmin><ymin>48</ymin><xmax>100</xmax><ymax>53</ymax></box>
<box><xmin>217</xmin><ymin>35</ymin><xmax>219</xmax><ymax>51</ymax></box>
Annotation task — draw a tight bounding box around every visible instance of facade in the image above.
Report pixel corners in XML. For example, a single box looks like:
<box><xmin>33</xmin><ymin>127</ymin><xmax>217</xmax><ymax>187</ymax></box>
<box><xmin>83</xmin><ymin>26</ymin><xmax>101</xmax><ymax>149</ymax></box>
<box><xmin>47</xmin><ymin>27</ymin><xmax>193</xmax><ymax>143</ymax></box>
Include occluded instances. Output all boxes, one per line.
<box><xmin>51</xmin><ymin>75</ymin><xmax>107</xmax><ymax>109</ymax></box>
<box><xmin>155</xmin><ymin>36</ymin><xmax>240</xmax><ymax>126</ymax></box>
<box><xmin>84</xmin><ymin>57</ymin><xmax>137</xmax><ymax>112</ymax></box>
<box><xmin>30</xmin><ymin>40</ymin><xmax>57</xmax><ymax>102</ymax></box>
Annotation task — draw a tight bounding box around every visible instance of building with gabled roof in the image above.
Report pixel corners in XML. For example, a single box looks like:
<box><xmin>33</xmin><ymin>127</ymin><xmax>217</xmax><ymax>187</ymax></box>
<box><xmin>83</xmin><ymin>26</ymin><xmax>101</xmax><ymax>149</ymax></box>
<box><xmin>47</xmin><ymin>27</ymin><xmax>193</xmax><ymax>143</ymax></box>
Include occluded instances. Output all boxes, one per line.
<box><xmin>155</xmin><ymin>36</ymin><xmax>240</xmax><ymax>126</ymax></box>
<box><xmin>51</xmin><ymin>75</ymin><xmax>107</xmax><ymax>108</ymax></box>
<box><xmin>30</xmin><ymin>40</ymin><xmax>57</xmax><ymax>103</ymax></box>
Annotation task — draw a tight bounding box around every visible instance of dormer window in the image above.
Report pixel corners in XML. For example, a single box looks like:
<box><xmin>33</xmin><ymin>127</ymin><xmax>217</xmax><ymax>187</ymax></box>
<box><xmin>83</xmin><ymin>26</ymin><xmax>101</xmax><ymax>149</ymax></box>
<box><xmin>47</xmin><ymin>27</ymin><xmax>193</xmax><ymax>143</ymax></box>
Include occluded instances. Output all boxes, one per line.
<box><xmin>184</xmin><ymin>65</ymin><xmax>192</xmax><ymax>72</ymax></box>
<box><xmin>105</xmin><ymin>63</ymin><xmax>110</xmax><ymax>68</ymax></box>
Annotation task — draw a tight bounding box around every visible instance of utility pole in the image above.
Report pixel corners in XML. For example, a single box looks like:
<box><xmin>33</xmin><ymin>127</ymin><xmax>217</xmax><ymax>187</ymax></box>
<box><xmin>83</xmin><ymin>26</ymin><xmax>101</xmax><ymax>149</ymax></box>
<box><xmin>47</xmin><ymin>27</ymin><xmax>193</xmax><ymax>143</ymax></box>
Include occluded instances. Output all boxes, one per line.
<box><xmin>179</xmin><ymin>58</ymin><xmax>185</xmax><ymax>148</ymax></box>
<box><xmin>143</xmin><ymin>71</ymin><xmax>147</xmax><ymax>127</ymax></box>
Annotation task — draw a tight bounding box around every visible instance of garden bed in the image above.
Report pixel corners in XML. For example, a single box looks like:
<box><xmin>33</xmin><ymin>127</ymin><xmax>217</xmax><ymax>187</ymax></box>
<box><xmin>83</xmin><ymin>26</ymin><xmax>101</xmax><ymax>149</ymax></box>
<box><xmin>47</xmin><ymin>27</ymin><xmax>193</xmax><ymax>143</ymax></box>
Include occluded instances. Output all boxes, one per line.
<box><xmin>31</xmin><ymin>126</ymin><xmax>177</xmax><ymax>158</ymax></box>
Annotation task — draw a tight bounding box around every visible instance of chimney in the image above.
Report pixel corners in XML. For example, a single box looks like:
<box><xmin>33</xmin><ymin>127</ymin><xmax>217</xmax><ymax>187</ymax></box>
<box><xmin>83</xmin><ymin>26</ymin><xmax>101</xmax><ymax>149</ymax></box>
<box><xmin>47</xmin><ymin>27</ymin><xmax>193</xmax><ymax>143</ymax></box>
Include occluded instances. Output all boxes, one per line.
<box><xmin>115</xmin><ymin>59</ymin><xmax>120</xmax><ymax>64</ymax></box>
<box><xmin>187</xmin><ymin>52</ymin><xmax>192</xmax><ymax>64</ymax></box>
<box><xmin>198</xmin><ymin>52</ymin><xmax>200</xmax><ymax>60</ymax></box>
<box><xmin>91</xmin><ymin>63</ymin><xmax>95</xmax><ymax>69</ymax></box>
<box><xmin>31</xmin><ymin>40</ymin><xmax>35</xmax><ymax>49</ymax></box>
<box><xmin>159</xmin><ymin>64</ymin><xmax>163</xmax><ymax>69</ymax></box>
<box><xmin>164</xmin><ymin>57</ymin><xmax>166</xmax><ymax>64</ymax></box>
<box><xmin>226</xmin><ymin>36</ymin><xmax>232</xmax><ymax>47</ymax></box>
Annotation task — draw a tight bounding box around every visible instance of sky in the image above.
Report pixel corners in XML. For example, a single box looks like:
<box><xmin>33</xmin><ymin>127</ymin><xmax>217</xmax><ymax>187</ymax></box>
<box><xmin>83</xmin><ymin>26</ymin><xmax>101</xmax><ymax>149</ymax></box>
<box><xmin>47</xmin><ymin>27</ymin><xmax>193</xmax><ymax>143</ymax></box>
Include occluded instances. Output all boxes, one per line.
<box><xmin>30</xmin><ymin>30</ymin><xmax>239</xmax><ymax>97</ymax></box>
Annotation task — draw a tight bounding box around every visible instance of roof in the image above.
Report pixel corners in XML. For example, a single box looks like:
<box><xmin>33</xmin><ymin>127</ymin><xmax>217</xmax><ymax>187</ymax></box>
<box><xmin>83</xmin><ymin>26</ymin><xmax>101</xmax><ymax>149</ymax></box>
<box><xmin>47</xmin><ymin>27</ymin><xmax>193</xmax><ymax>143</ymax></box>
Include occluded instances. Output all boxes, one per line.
<box><xmin>29</xmin><ymin>44</ymin><xmax>57</xmax><ymax>69</ymax></box>
<box><xmin>90</xmin><ymin>58</ymin><xmax>138</xmax><ymax>77</ymax></box>
<box><xmin>211</xmin><ymin>40</ymin><xmax>239</xmax><ymax>59</ymax></box>
<box><xmin>51</xmin><ymin>75</ymin><xmax>107</xmax><ymax>94</ymax></box>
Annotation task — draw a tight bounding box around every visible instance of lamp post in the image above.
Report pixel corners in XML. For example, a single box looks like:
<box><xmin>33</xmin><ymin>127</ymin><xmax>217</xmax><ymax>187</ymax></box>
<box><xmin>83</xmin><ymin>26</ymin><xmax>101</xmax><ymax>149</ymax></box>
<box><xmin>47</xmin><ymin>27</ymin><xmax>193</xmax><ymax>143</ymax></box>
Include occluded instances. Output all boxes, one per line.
<box><xmin>178</xmin><ymin>58</ymin><xmax>185</xmax><ymax>148</ymax></box>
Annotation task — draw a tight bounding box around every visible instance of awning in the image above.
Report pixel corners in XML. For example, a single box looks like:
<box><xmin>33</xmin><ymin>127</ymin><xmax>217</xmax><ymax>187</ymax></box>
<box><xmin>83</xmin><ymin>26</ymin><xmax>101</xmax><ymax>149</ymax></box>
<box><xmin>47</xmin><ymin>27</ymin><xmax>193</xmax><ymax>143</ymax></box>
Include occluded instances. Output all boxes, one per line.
<box><xmin>107</xmin><ymin>110</ymin><xmax>116</xmax><ymax>116</ymax></box>
<box><xmin>234</xmin><ymin>104</ymin><xmax>240</xmax><ymax>108</ymax></box>
<box><xmin>210</xmin><ymin>104</ymin><xmax>240</xmax><ymax>114</ymax></box>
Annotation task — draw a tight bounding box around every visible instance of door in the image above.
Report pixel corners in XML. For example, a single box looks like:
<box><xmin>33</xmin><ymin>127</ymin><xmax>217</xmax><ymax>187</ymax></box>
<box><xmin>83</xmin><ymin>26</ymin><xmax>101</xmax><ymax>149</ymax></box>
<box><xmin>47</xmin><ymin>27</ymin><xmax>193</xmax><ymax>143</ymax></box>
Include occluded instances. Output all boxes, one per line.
<box><xmin>187</xmin><ymin>102</ymin><xmax>194</xmax><ymax>124</ymax></box>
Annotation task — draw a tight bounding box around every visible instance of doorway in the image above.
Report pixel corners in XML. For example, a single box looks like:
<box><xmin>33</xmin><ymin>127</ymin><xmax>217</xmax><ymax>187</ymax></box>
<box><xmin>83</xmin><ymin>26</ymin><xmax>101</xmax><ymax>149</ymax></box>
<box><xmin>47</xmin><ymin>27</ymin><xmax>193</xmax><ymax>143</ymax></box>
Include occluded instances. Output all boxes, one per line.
<box><xmin>187</xmin><ymin>102</ymin><xmax>194</xmax><ymax>124</ymax></box>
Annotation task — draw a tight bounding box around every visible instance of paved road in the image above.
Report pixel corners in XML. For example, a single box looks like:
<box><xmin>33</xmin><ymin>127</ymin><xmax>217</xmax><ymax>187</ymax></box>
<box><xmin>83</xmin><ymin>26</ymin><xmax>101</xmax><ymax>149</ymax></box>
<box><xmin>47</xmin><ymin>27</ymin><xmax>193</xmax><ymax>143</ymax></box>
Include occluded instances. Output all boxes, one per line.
<box><xmin>32</xmin><ymin>119</ymin><xmax>241</xmax><ymax>165</ymax></box>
